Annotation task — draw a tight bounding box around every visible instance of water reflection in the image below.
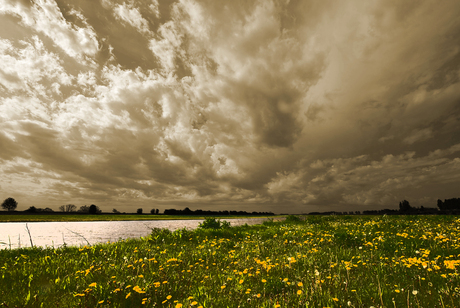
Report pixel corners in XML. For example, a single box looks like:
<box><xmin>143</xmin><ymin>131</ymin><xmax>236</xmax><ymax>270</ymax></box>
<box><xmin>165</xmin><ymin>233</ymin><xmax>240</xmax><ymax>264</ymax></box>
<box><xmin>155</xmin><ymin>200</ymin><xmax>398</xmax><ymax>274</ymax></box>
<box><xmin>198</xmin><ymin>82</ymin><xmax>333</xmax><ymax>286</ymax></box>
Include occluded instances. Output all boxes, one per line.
<box><xmin>0</xmin><ymin>218</ymin><xmax>270</xmax><ymax>249</ymax></box>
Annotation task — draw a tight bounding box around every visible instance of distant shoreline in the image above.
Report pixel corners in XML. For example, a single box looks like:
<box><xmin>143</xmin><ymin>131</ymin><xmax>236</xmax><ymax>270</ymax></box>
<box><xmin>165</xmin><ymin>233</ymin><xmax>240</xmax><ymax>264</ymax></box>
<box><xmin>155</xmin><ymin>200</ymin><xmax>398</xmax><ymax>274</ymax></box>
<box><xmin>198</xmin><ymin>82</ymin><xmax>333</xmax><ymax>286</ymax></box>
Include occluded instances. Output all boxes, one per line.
<box><xmin>0</xmin><ymin>213</ymin><xmax>283</xmax><ymax>222</ymax></box>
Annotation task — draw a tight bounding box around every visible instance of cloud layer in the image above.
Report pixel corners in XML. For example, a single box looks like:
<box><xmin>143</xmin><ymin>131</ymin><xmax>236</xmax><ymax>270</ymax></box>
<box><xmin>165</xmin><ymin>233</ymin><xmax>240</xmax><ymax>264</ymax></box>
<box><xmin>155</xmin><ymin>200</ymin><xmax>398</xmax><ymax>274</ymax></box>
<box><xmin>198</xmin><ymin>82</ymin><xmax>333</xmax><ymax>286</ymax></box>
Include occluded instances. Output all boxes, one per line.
<box><xmin>1</xmin><ymin>0</ymin><xmax>460</xmax><ymax>213</ymax></box>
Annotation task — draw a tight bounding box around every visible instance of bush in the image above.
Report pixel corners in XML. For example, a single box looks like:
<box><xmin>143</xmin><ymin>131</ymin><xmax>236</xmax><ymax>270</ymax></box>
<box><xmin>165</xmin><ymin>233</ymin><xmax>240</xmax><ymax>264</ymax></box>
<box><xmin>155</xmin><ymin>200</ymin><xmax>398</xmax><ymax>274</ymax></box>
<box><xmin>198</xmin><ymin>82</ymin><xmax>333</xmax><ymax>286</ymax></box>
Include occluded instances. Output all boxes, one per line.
<box><xmin>198</xmin><ymin>217</ymin><xmax>231</xmax><ymax>229</ymax></box>
<box><xmin>284</xmin><ymin>215</ymin><xmax>302</xmax><ymax>223</ymax></box>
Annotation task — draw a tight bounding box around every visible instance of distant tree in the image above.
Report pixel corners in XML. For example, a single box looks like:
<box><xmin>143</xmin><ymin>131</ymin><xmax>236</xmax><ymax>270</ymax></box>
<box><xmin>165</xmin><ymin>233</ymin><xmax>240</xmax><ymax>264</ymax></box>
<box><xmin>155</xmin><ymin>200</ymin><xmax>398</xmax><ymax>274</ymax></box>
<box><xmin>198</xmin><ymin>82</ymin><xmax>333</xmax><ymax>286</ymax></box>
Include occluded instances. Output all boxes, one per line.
<box><xmin>25</xmin><ymin>206</ymin><xmax>37</xmax><ymax>213</ymax></box>
<box><xmin>112</xmin><ymin>208</ymin><xmax>120</xmax><ymax>214</ymax></box>
<box><xmin>59</xmin><ymin>204</ymin><xmax>77</xmax><ymax>212</ymax></box>
<box><xmin>137</xmin><ymin>208</ymin><xmax>143</xmax><ymax>214</ymax></box>
<box><xmin>437</xmin><ymin>198</ymin><xmax>460</xmax><ymax>211</ymax></box>
<box><xmin>89</xmin><ymin>204</ymin><xmax>101</xmax><ymax>214</ymax></box>
<box><xmin>43</xmin><ymin>207</ymin><xmax>54</xmax><ymax>212</ymax></box>
<box><xmin>399</xmin><ymin>200</ymin><xmax>412</xmax><ymax>212</ymax></box>
<box><xmin>78</xmin><ymin>205</ymin><xmax>90</xmax><ymax>213</ymax></box>
<box><xmin>1</xmin><ymin>197</ymin><xmax>18</xmax><ymax>211</ymax></box>
<box><xmin>156</xmin><ymin>209</ymin><xmax>159</xmax><ymax>214</ymax></box>
<box><xmin>150</xmin><ymin>208</ymin><xmax>156</xmax><ymax>215</ymax></box>
<box><xmin>437</xmin><ymin>199</ymin><xmax>443</xmax><ymax>210</ymax></box>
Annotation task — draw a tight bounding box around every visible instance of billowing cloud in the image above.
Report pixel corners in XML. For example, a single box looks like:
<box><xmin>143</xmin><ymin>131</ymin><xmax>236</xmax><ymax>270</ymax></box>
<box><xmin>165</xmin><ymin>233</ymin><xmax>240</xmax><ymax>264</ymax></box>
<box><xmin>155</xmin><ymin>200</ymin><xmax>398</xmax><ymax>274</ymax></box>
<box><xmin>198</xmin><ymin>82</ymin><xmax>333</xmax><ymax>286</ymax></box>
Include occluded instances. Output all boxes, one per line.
<box><xmin>113</xmin><ymin>2</ymin><xmax>153</xmax><ymax>36</ymax></box>
<box><xmin>1</xmin><ymin>0</ymin><xmax>460</xmax><ymax>213</ymax></box>
<box><xmin>0</xmin><ymin>0</ymin><xmax>99</xmax><ymax>63</ymax></box>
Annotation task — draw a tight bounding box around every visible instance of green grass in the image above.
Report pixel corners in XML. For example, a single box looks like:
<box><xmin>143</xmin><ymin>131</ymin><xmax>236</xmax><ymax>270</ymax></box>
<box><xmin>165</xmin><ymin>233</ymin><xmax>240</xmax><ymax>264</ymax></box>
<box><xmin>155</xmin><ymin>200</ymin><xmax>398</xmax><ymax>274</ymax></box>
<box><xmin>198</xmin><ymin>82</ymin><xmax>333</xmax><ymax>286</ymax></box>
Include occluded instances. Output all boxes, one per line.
<box><xmin>0</xmin><ymin>214</ymin><xmax>275</xmax><ymax>222</ymax></box>
<box><xmin>1</xmin><ymin>215</ymin><xmax>459</xmax><ymax>307</ymax></box>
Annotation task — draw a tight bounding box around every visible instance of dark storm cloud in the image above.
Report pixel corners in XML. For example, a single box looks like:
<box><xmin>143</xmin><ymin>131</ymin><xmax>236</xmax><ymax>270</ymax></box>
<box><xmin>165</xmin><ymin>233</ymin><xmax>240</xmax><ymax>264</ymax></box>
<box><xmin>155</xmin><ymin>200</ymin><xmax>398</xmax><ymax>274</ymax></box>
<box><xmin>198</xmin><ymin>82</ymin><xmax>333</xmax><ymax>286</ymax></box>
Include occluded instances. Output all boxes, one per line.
<box><xmin>1</xmin><ymin>0</ymin><xmax>460</xmax><ymax>213</ymax></box>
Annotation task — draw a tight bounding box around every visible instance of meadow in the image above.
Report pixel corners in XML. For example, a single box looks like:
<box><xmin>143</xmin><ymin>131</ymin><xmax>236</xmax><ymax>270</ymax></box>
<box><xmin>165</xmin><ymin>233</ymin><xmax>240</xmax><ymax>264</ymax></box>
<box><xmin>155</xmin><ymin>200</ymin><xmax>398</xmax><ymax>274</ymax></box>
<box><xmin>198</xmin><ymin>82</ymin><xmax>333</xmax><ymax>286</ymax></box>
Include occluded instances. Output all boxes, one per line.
<box><xmin>0</xmin><ymin>215</ymin><xmax>459</xmax><ymax>307</ymax></box>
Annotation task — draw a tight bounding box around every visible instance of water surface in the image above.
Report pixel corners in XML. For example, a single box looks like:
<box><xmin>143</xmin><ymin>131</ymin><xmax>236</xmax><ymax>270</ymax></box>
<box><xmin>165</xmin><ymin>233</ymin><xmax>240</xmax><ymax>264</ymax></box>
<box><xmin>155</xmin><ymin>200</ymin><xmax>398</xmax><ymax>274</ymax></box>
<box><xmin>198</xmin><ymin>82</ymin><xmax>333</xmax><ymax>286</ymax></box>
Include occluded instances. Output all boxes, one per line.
<box><xmin>0</xmin><ymin>218</ymin><xmax>269</xmax><ymax>249</ymax></box>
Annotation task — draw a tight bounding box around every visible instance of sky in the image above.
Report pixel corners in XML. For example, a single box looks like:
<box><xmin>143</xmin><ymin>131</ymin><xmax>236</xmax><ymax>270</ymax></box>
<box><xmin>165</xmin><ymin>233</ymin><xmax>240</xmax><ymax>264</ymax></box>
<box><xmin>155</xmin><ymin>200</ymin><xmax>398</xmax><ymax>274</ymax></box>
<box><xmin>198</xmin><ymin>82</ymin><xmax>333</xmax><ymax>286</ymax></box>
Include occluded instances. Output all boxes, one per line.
<box><xmin>1</xmin><ymin>0</ymin><xmax>460</xmax><ymax>214</ymax></box>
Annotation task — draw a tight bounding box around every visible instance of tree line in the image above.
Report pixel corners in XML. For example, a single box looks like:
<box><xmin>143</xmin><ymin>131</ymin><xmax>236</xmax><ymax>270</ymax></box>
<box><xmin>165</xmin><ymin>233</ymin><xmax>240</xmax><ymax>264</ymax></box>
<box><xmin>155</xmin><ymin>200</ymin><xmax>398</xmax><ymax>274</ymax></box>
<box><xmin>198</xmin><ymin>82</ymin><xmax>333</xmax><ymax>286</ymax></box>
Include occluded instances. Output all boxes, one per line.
<box><xmin>2</xmin><ymin>197</ymin><xmax>460</xmax><ymax>215</ymax></box>
<box><xmin>163</xmin><ymin>207</ymin><xmax>275</xmax><ymax>216</ymax></box>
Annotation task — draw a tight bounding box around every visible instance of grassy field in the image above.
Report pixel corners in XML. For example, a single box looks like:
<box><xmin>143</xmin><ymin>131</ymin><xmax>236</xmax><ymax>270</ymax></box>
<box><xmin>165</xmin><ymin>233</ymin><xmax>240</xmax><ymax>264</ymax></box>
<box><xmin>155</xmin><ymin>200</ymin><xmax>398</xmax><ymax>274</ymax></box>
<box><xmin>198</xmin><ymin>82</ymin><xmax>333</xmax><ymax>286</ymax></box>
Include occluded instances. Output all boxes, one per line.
<box><xmin>1</xmin><ymin>215</ymin><xmax>459</xmax><ymax>307</ymax></box>
<box><xmin>0</xmin><ymin>214</ymin><xmax>274</xmax><ymax>222</ymax></box>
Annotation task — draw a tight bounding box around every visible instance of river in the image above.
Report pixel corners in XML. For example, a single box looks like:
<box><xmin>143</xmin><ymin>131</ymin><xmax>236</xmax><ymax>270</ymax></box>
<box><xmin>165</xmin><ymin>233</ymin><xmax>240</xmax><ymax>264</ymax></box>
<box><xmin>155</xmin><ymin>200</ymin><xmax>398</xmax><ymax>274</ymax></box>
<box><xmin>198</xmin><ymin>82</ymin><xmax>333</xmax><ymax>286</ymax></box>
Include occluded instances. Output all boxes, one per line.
<box><xmin>0</xmin><ymin>218</ymin><xmax>271</xmax><ymax>249</ymax></box>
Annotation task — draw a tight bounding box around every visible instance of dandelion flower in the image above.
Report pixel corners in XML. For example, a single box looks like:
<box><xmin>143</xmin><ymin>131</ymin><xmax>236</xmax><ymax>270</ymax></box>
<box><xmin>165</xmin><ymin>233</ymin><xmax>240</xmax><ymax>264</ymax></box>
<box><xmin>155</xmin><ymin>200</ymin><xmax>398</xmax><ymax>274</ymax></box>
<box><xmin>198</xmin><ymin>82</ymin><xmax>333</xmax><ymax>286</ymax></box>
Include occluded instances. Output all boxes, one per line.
<box><xmin>133</xmin><ymin>286</ymin><xmax>146</xmax><ymax>293</ymax></box>
<box><xmin>332</xmin><ymin>298</ymin><xmax>338</xmax><ymax>301</ymax></box>
<box><xmin>297</xmin><ymin>290</ymin><xmax>302</xmax><ymax>295</ymax></box>
<box><xmin>191</xmin><ymin>301</ymin><xmax>198</xmax><ymax>306</ymax></box>
<box><xmin>167</xmin><ymin>295</ymin><xmax>172</xmax><ymax>300</ymax></box>
<box><xmin>262</xmin><ymin>279</ymin><xmax>267</xmax><ymax>283</ymax></box>
<box><xmin>412</xmin><ymin>290</ymin><xmax>418</xmax><ymax>295</ymax></box>
<box><xmin>74</xmin><ymin>293</ymin><xmax>85</xmax><ymax>297</ymax></box>
<box><xmin>175</xmin><ymin>304</ymin><xmax>183</xmax><ymax>308</ymax></box>
<box><xmin>126</xmin><ymin>292</ymin><xmax>131</xmax><ymax>299</ymax></box>
<box><xmin>298</xmin><ymin>282</ymin><xmax>303</xmax><ymax>287</ymax></box>
<box><xmin>89</xmin><ymin>282</ymin><xmax>97</xmax><ymax>287</ymax></box>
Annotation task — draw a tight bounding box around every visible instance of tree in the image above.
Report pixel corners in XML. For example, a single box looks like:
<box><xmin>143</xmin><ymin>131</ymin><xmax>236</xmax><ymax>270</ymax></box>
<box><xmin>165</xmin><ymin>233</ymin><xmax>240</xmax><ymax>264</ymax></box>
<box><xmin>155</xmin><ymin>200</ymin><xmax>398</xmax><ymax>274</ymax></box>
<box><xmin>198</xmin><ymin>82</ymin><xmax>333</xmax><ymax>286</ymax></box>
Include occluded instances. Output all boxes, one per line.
<box><xmin>150</xmin><ymin>208</ymin><xmax>156</xmax><ymax>214</ymax></box>
<box><xmin>437</xmin><ymin>198</ymin><xmax>460</xmax><ymax>211</ymax></box>
<box><xmin>137</xmin><ymin>208</ymin><xmax>143</xmax><ymax>214</ymax></box>
<box><xmin>1</xmin><ymin>197</ymin><xmax>18</xmax><ymax>211</ymax></box>
<box><xmin>25</xmin><ymin>206</ymin><xmax>37</xmax><ymax>213</ymax></box>
<box><xmin>113</xmin><ymin>208</ymin><xmax>120</xmax><ymax>214</ymax></box>
<box><xmin>78</xmin><ymin>205</ymin><xmax>90</xmax><ymax>213</ymax></box>
<box><xmin>89</xmin><ymin>204</ymin><xmax>101</xmax><ymax>214</ymax></box>
<box><xmin>399</xmin><ymin>200</ymin><xmax>412</xmax><ymax>212</ymax></box>
<box><xmin>59</xmin><ymin>204</ymin><xmax>77</xmax><ymax>212</ymax></box>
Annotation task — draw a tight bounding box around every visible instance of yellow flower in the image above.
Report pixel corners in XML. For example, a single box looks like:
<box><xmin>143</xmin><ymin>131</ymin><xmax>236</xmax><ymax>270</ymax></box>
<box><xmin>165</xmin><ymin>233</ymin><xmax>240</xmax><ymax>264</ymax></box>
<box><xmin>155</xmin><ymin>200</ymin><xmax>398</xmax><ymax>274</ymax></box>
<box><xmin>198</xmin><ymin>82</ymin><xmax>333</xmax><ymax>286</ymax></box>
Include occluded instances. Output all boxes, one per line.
<box><xmin>133</xmin><ymin>286</ymin><xmax>146</xmax><ymax>293</ymax></box>
<box><xmin>98</xmin><ymin>300</ymin><xmax>104</xmax><ymax>304</ymax></box>
<box><xmin>175</xmin><ymin>304</ymin><xmax>183</xmax><ymax>308</ymax></box>
<box><xmin>256</xmin><ymin>293</ymin><xmax>261</xmax><ymax>298</ymax></box>
<box><xmin>74</xmin><ymin>293</ymin><xmax>85</xmax><ymax>297</ymax></box>
<box><xmin>191</xmin><ymin>301</ymin><xmax>198</xmax><ymax>306</ymax></box>
<box><xmin>297</xmin><ymin>290</ymin><xmax>302</xmax><ymax>295</ymax></box>
<box><xmin>262</xmin><ymin>279</ymin><xmax>267</xmax><ymax>283</ymax></box>
<box><xmin>126</xmin><ymin>292</ymin><xmax>131</xmax><ymax>299</ymax></box>
<box><xmin>275</xmin><ymin>304</ymin><xmax>281</xmax><ymax>308</ymax></box>
<box><xmin>298</xmin><ymin>282</ymin><xmax>303</xmax><ymax>287</ymax></box>
<box><xmin>332</xmin><ymin>297</ymin><xmax>338</xmax><ymax>301</ymax></box>
<box><xmin>221</xmin><ymin>285</ymin><xmax>226</xmax><ymax>289</ymax></box>
<box><xmin>167</xmin><ymin>295</ymin><xmax>172</xmax><ymax>300</ymax></box>
<box><xmin>282</xmin><ymin>278</ymin><xmax>288</xmax><ymax>282</ymax></box>
<box><xmin>89</xmin><ymin>282</ymin><xmax>97</xmax><ymax>288</ymax></box>
<box><xmin>239</xmin><ymin>279</ymin><xmax>244</xmax><ymax>284</ymax></box>
<box><xmin>395</xmin><ymin>289</ymin><xmax>400</xmax><ymax>293</ymax></box>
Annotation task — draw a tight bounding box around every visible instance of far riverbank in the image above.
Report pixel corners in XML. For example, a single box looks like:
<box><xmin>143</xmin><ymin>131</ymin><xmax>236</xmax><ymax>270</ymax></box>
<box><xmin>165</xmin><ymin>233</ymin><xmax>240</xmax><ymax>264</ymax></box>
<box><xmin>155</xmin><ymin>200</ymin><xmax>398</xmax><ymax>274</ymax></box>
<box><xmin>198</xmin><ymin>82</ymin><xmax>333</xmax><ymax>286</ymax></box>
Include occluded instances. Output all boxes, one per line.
<box><xmin>0</xmin><ymin>212</ymin><xmax>283</xmax><ymax>222</ymax></box>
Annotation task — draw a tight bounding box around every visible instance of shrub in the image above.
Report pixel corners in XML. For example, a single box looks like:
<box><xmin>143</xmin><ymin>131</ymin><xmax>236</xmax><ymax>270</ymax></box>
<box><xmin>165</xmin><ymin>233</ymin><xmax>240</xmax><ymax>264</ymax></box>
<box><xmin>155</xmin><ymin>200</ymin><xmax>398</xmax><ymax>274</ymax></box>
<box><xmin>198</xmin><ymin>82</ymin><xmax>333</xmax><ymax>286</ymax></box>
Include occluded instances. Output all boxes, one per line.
<box><xmin>198</xmin><ymin>217</ymin><xmax>231</xmax><ymax>229</ymax></box>
<box><xmin>284</xmin><ymin>215</ymin><xmax>302</xmax><ymax>223</ymax></box>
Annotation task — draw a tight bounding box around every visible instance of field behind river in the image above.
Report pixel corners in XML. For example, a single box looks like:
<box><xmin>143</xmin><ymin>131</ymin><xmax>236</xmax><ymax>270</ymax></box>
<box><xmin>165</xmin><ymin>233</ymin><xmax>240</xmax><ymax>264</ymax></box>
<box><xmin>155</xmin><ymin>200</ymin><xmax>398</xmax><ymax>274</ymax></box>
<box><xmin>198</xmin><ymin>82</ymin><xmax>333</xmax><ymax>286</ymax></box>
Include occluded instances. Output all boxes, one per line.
<box><xmin>1</xmin><ymin>215</ymin><xmax>459</xmax><ymax>307</ymax></box>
